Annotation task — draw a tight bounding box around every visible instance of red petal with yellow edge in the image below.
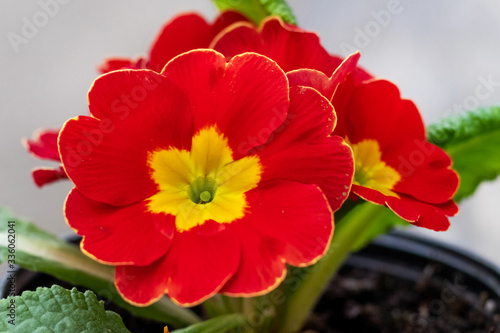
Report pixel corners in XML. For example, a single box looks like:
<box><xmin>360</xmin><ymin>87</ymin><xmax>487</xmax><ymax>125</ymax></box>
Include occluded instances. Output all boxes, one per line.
<box><xmin>352</xmin><ymin>184</ymin><xmax>421</xmax><ymax>222</ymax></box>
<box><xmin>385</xmin><ymin>195</ymin><xmax>420</xmax><ymax>222</ymax></box>
<box><xmin>258</xmin><ymin>86</ymin><xmax>353</xmax><ymax>212</ymax></box>
<box><xmin>352</xmin><ymin>184</ymin><xmax>457</xmax><ymax>230</ymax></box>
<box><xmin>88</xmin><ymin>69</ymin><xmax>185</xmax><ymax>126</ymax></box>
<box><xmin>59</xmin><ymin>116</ymin><xmax>155</xmax><ymax>206</ymax></box>
<box><xmin>351</xmin><ymin>184</ymin><xmax>390</xmax><ymax>206</ymax></box>
<box><xmin>98</xmin><ymin>57</ymin><xmax>147</xmax><ymax>74</ymax></box>
<box><xmin>65</xmin><ymin>188</ymin><xmax>173</xmax><ymax>266</ymax></box>
<box><xmin>60</xmin><ymin>75</ymin><xmax>193</xmax><ymax>205</ymax></box>
<box><xmin>260</xmin><ymin>137</ymin><xmax>353</xmax><ymax>213</ymax></box>
<box><xmin>401</xmin><ymin>196</ymin><xmax>458</xmax><ymax>231</ymax></box>
<box><xmin>220</xmin><ymin>223</ymin><xmax>286</xmax><ymax>297</ymax></box>
<box><xmin>337</xmin><ymin>80</ymin><xmax>426</xmax><ymax>150</ymax></box>
<box><xmin>213</xmin><ymin>17</ymin><xmax>336</xmax><ymax>75</ymax></box>
<box><xmin>32</xmin><ymin>166</ymin><xmax>67</xmax><ymax>187</ymax></box>
<box><xmin>116</xmin><ymin>228</ymin><xmax>240</xmax><ymax>306</ymax></box>
<box><xmin>387</xmin><ymin>141</ymin><xmax>460</xmax><ymax>203</ymax></box>
<box><xmin>211</xmin><ymin>11</ymin><xmax>250</xmax><ymax>39</ymax></box>
<box><xmin>265</xmin><ymin>86</ymin><xmax>336</xmax><ymax>145</ymax></box>
<box><xmin>149</xmin><ymin>12</ymin><xmax>247</xmax><ymax>72</ymax></box>
<box><xmin>24</xmin><ymin>128</ymin><xmax>61</xmax><ymax>161</ymax></box>
<box><xmin>161</xmin><ymin>50</ymin><xmax>289</xmax><ymax>158</ymax></box>
<box><xmin>149</xmin><ymin>13</ymin><xmax>213</xmax><ymax>72</ymax></box>
<box><xmin>159</xmin><ymin>50</ymin><xmax>225</xmax><ymax>126</ymax></box>
<box><xmin>287</xmin><ymin>52</ymin><xmax>361</xmax><ymax>101</ymax></box>
<box><xmin>245</xmin><ymin>181</ymin><xmax>333</xmax><ymax>267</ymax></box>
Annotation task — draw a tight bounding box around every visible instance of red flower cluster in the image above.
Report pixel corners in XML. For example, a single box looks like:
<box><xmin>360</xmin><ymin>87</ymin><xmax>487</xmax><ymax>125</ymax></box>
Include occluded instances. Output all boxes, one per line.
<box><xmin>60</xmin><ymin>50</ymin><xmax>353</xmax><ymax>305</ymax></box>
<box><xmin>25</xmin><ymin>11</ymin><xmax>460</xmax><ymax>306</ymax></box>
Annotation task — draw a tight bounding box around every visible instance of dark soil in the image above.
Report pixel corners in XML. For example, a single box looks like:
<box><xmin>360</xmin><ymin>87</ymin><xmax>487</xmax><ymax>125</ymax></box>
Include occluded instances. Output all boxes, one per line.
<box><xmin>303</xmin><ymin>263</ymin><xmax>500</xmax><ymax>333</ymax></box>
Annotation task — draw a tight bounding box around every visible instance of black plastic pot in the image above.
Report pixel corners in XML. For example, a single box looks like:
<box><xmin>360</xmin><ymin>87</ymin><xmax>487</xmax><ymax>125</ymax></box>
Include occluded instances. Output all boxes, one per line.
<box><xmin>2</xmin><ymin>231</ymin><xmax>500</xmax><ymax>332</ymax></box>
<box><xmin>306</xmin><ymin>230</ymin><xmax>500</xmax><ymax>332</ymax></box>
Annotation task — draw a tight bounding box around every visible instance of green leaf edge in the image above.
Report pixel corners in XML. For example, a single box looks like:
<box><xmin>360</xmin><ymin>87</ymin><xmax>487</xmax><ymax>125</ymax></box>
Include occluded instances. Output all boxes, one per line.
<box><xmin>427</xmin><ymin>107</ymin><xmax>500</xmax><ymax>200</ymax></box>
<box><xmin>213</xmin><ymin>0</ymin><xmax>297</xmax><ymax>25</ymax></box>
<box><xmin>0</xmin><ymin>285</ymin><xmax>130</xmax><ymax>332</ymax></box>
<box><xmin>427</xmin><ymin>107</ymin><xmax>500</xmax><ymax>148</ymax></box>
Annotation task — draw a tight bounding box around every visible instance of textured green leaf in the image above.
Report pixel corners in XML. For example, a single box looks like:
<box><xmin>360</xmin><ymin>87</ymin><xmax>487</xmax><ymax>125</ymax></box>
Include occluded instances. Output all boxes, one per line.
<box><xmin>427</xmin><ymin>107</ymin><xmax>500</xmax><ymax>201</ymax></box>
<box><xmin>0</xmin><ymin>207</ymin><xmax>201</xmax><ymax>327</ymax></box>
<box><xmin>0</xmin><ymin>285</ymin><xmax>130</xmax><ymax>332</ymax></box>
<box><xmin>259</xmin><ymin>0</ymin><xmax>296</xmax><ymax>24</ymax></box>
<box><xmin>170</xmin><ymin>314</ymin><xmax>245</xmax><ymax>333</ymax></box>
<box><xmin>213</xmin><ymin>0</ymin><xmax>296</xmax><ymax>25</ymax></box>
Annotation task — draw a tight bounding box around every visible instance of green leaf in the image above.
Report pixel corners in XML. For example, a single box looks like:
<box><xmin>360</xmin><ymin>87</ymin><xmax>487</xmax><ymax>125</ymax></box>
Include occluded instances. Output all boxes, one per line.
<box><xmin>0</xmin><ymin>207</ymin><xmax>201</xmax><ymax>328</ymax></box>
<box><xmin>0</xmin><ymin>285</ymin><xmax>130</xmax><ymax>332</ymax></box>
<box><xmin>213</xmin><ymin>0</ymin><xmax>297</xmax><ymax>25</ymax></box>
<box><xmin>170</xmin><ymin>314</ymin><xmax>246</xmax><ymax>333</ymax></box>
<box><xmin>427</xmin><ymin>107</ymin><xmax>500</xmax><ymax>201</ymax></box>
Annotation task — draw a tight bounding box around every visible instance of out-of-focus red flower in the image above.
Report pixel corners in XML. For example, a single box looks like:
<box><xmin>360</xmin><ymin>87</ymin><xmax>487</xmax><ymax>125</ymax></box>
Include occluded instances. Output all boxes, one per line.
<box><xmin>59</xmin><ymin>50</ymin><xmax>354</xmax><ymax>306</ymax></box>
<box><xmin>98</xmin><ymin>11</ymin><xmax>248</xmax><ymax>73</ymax></box>
<box><xmin>23</xmin><ymin>129</ymin><xmax>68</xmax><ymax>187</ymax></box>
<box><xmin>290</xmin><ymin>67</ymin><xmax>460</xmax><ymax>231</ymax></box>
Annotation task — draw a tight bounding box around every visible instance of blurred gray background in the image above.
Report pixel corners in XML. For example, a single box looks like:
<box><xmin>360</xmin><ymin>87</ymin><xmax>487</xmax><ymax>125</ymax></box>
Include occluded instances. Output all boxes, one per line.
<box><xmin>1</xmin><ymin>0</ymin><xmax>499</xmax><ymax>275</ymax></box>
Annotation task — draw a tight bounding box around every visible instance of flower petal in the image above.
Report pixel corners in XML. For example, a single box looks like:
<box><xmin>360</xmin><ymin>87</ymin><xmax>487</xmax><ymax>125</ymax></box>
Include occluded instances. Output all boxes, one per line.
<box><xmin>245</xmin><ymin>181</ymin><xmax>333</xmax><ymax>267</ymax></box>
<box><xmin>401</xmin><ymin>196</ymin><xmax>458</xmax><ymax>231</ymax></box>
<box><xmin>211</xmin><ymin>11</ymin><xmax>250</xmax><ymax>38</ymax></box>
<box><xmin>213</xmin><ymin>16</ymin><xmax>335</xmax><ymax>75</ymax></box>
<box><xmin>60</xmin><ymin>71</ymin><xmax>193</xmax><ymax>205</ymax></box>
<box><xmin>88</xmin><ymin>69</ymin><xmax>187</xmax><ymax>129</ymax></box>
<box><xmin>115</xmin><ymin>228</ymin><xmax>240</xmax><ymax>306</ymax></box>
<box><xmin>261</xmin><ymin>137</ymin><xmax>353</xmax><ymax>213</ymax></box>
<box><xmin>352</xmin><ymin>184</ymin><xmax>457</xmax><ymax>230</ymax></box>
<box><xmin>263</xmin><ymin>86</ymin><xmax>336</xmax><ymax>146</ymax></box>
<box><xmin>287</xmin><ymin>51</ymin><xmax>361</xmax><ymax>101</ymax></box>
<box><xmin>149</xmin><ymin>12</ymin><xmax>247</xmax><ymax>72</ymax></box>
<box><xmin>161</xmin><ymin>50</ymin><xmax>289</xmax><ymax>158</ymax></box>
<box><xmin>388</xmin><ymin>141</ymin><xmax>460</xmax><ymax>203</ymax></box>
<box><xmin>384</xmin><ymin>195</ymin><xmax>420</xmax><ymax>222</ymax></box>
<box><xmin>59</xmin><ymin>116</ymin><xmax>154</xmax><ymax>205</ymax></box>
<box><xmin>65</xmin><ymin>188</ymin><xmax>173</xmax><ymax>266</ymax></box>
<box><xmin>98</xmin><ymin>57</ymin><xmax>147</xmax><ymax>74</ymax></box>
<box><xmin>23</xmin><ymin>128</ymin><xmax>61</xmax><ymax>161</ymax></box>
<box><xmin>149</xmin><ymin>13</ymin><xmax>214</xmax><ymax>72</ymax></box>
<box><xmin>220</xmin><ymin>223</ymin><xmax>286</xmax><ymax>297</ymax></box>
<box><xmin>352</xmin><ymin>184</ymin><xmax>421</xmax><ymax>222</ymax></box>
<box><xmin>32</xmin><ymin>166</ymin><xmax>67</xmax><ymax>187</ymax></box>
<box><xmin>258</xmin><ymin>86</ymin><xmax>354</xmax><ymax>212</ymax></box>
<box><xmin>351</xmin><ymin>184</ymin><xmax>388</xmax><ymax>206</ymax></box>
<box><xmin>337</xmin><ymin>80</ymin><xmax>426</xmax><ymax>150</ymax></box>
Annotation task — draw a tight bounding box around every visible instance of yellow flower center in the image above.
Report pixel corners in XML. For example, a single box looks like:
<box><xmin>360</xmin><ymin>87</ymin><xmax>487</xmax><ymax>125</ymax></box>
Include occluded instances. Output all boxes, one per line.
<box><xmin>147</xmin><ymin>126</ymin><xmax>262</xmax><ymax>232</ymax></box>
<box><xmin>350</xmin><ymin>139</ymin><xmax>401</xmax><ymax>197</ymax></box>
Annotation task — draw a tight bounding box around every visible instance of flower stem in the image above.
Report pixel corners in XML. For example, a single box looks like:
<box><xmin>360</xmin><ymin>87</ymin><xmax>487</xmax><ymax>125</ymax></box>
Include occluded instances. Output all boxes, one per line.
<box><xmin>151</xmin><ymin>297</ymin><xmax>202</xmax><ymax>326</ymax></box>
<box><xmin>278</xmin><ymin>203</ymin><xmax>389</xmax><ymax>333</ymax></box>
<box><xmin>220</xmin><ymin>295</ymin><xmax>239</xmax><ymax>314</ymax></box>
